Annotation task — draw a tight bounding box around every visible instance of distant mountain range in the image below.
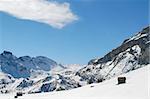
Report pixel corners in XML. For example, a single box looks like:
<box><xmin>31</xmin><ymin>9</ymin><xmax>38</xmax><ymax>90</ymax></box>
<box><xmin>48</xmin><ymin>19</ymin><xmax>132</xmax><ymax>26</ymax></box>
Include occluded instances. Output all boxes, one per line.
<box><xmin>0</xmin><ymin>51</ymin><xmax>64</xmax><ymax>78</ymax></box>
<box><xmin>0</xmin><ymin>26</ymin><xmax>149</xmax><ymax>94</ymax></box>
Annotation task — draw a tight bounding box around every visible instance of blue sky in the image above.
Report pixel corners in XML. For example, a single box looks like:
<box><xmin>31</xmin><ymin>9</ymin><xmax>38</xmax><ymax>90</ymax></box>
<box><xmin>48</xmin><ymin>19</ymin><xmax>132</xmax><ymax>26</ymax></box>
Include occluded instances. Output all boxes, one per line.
<box><xmin>0</xmin><ymin>0</ymin><xmax>149</xmax><ymax>64</ymax></box>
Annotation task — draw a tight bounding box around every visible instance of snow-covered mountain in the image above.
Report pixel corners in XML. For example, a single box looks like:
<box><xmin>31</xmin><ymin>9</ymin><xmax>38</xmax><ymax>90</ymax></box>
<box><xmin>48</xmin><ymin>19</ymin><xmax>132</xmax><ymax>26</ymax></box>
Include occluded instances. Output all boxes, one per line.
<box><xmin>0</xmin><ymin>26</ymin><xmax>149</xmax><ymax>94</ymax></box>
<box><xmin>0</xmin><ymin>53</ymin><xmax>83</xmax><ymax>93</ymax></box>
<box><xmin>0</xmin><ymin>72</ymin><xmax>15</xmax><ymax>93</ymax></box>
<box><xmin>0</xmin><ymin>51</ymin><xmax>64</xmax><ymax>78</ymax></box>
<box><xmin>76</xmin><ymin>26</ymin><xmax>149</xmax><ymax>84</ymax></box>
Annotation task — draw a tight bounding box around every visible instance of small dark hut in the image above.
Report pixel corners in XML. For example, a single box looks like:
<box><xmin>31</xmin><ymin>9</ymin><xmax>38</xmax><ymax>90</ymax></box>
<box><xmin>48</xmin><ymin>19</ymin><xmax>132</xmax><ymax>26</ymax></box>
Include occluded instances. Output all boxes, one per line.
<box><xmin>14</xmin><ymin>92</ymin><xmax>23</xmax><ymax>98</ymax></box>
<box><xmin>17</xmin><ymin>92</ymin><xmax>23</xmax><ymax>96</ymax></box>
<box><xmin>117</xmin><ymin>77</ymin><xmax>126</xmax><ymax>84</ymax></box>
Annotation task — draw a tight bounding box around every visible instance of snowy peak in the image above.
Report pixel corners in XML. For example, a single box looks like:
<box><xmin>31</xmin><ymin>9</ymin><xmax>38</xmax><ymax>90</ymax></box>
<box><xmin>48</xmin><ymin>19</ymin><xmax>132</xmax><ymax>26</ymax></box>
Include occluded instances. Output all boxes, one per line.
<box><xmin>1</xmin><ymin>51</ymin><xmax>13</xmax><ymax>57</ymax></box>
<box><xmin>17</xmin><ymin>56</ymin><xmax>58</xmax><ymax>71</ymax></box>
<box><xmin>32</xmin><ymin>56</ymin><xmax>58</xmax><ymax>71</ymax></box>
<box><xmin>0</xmin><ymin>51</ymin><xmax>17</xmax><ymax>61</ymax></box>
<box><xmin>0</xmin><ymin>51</ymin><xmax>64</xmax><ymax>78</ymax></box>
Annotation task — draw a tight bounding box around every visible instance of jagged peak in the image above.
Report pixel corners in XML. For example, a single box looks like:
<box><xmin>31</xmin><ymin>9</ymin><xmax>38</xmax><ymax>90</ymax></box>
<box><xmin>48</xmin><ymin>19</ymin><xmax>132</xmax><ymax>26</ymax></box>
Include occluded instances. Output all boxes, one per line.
<box><xmin>1</xmin><ymin>51</ymin><xmax>13</xmax><ymax>55</ymax></box>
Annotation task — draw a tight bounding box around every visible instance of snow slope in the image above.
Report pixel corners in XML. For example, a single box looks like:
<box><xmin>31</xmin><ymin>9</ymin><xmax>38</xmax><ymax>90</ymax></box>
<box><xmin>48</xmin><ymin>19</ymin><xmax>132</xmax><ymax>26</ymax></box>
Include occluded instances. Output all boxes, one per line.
<box><xmin>0</xmin><ymin>65</ymin><xmax>149</xmax><ymax>99</ymax></box>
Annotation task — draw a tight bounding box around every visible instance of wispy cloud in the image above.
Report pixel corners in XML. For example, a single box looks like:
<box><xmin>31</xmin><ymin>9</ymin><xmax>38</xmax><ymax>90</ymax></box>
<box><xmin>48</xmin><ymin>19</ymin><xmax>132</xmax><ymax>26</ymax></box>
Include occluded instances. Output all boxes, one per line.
<box><xmin>0</xmin><ymin>0</ymin><xmax>78</xmax><ymax>29</ymax></box>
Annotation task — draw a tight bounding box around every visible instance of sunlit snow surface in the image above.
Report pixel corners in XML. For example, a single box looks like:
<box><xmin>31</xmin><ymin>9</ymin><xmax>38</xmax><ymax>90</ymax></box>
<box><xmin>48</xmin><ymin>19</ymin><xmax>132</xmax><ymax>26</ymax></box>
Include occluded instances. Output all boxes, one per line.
<box><xmin>0</xmin><ymin>65</ymin><xmax>149</xmax><ymax>99</ymax></box>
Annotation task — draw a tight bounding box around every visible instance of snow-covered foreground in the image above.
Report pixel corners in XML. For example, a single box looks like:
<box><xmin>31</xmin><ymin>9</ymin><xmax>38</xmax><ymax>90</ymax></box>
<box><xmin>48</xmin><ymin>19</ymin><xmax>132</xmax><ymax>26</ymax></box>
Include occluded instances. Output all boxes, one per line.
<box><xmin>0</xmin><ymin>65</ymin><xmax>149</xmax><ymax>99</ymax></box>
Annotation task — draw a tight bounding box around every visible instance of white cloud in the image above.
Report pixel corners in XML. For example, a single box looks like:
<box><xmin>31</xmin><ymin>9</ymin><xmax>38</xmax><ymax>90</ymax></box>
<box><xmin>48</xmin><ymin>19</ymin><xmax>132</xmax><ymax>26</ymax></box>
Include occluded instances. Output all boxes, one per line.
<box><xmin>0</xmin><ymin>0</ymin><xmax>78</xmax><ymax>29</ymax></box>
